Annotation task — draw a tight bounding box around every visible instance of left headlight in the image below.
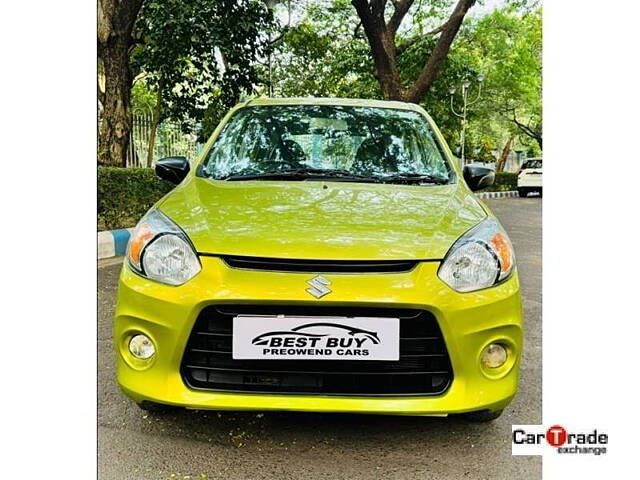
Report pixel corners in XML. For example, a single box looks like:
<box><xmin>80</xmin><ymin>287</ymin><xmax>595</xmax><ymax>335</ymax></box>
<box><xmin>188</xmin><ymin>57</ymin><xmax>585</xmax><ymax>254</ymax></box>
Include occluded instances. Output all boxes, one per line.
<box><xmin>438</xmin><ymin>217</ymin><xmax>515</xmax><ymax>293</ymax></box>
<box><xmin>127</xmin><ymin>209</ymin><xmax>201</xmax><ymax>286</ymax></box>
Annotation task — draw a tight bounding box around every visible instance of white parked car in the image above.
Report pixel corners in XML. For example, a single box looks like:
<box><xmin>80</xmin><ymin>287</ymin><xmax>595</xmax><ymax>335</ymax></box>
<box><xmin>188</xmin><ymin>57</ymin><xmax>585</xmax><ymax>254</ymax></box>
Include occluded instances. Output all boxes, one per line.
<box><xmin>517</xmin><ymin>158</ymin><xmax>542</xmax><ymax>197</ymax></box>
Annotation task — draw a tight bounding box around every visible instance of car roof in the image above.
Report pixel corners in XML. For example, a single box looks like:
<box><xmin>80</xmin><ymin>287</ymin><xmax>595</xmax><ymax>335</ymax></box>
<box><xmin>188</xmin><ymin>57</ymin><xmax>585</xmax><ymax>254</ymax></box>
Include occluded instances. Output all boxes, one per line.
<box><xmin>244</xmin><ymin>96</ymin><xmax>425</xmax><ymax>113</ymax></box>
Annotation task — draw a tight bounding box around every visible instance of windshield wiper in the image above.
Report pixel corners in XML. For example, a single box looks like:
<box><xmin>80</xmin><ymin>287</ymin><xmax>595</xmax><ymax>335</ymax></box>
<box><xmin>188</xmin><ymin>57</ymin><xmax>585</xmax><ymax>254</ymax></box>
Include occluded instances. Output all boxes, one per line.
<box><xmin>220</xmin><ymin>168</ymin><xmax>378</xmax><ymax>182</ymax></box>
<box><xmin>375</xmin><ymin>173</ymin><xmax>450</xmax><ymax>185</ymax></box>
<box><xmin>217</xmin><ymin>168</ymin><xmax>449</xmax><ymax>185</ymax></box>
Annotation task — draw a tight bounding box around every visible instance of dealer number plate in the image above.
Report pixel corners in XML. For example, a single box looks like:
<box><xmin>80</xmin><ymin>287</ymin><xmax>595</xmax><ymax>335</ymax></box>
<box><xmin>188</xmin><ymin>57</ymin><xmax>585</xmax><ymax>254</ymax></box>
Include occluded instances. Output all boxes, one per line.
<box><xmin>232</xmin><ymin>315</ymin><xmax>399</xmax><ymax>361</ymax></box>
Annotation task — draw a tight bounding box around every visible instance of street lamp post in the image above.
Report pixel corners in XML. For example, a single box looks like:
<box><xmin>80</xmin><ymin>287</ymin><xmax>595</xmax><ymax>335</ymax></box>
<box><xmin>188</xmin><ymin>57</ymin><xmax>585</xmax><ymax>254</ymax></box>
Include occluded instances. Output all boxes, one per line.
<box><xmin>450</xmin><ymin>73</ymin><xmax>485</xmax><ymax>166</ymax></box>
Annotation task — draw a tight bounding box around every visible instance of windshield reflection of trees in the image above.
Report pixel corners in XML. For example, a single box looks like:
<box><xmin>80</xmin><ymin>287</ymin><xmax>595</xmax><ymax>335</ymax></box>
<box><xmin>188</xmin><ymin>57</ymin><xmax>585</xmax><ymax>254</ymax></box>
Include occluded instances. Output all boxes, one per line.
<box><xmin>203</xmin><ymin>106</ymin><xmax>450</xmax><ymax>180</ymax></box>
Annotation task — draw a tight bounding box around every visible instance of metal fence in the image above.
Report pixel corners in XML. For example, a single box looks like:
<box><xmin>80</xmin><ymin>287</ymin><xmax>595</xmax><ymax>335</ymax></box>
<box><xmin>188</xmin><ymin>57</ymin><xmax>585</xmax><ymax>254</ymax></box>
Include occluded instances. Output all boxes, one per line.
<box><xmin>124</xmin><ymin>114</ymin><xmax>201</xmax><ymax>168</ymax></box>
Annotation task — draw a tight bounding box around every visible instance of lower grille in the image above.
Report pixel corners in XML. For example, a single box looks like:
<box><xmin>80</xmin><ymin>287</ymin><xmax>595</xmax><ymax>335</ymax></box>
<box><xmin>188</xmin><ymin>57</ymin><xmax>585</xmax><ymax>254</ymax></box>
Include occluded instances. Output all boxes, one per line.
<box><xmin>181</xmin><ymin>305</ymin><xmax>453</xmax><ymax>396</ymax></box>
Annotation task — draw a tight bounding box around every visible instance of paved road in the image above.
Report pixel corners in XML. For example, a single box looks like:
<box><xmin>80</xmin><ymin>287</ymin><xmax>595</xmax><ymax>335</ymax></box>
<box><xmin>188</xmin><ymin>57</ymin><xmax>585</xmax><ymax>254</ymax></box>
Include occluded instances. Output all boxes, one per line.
<box><xmin>98</xmin><ymin>197</ymin><xmax>542</xmax><ymax>480</ymax></box>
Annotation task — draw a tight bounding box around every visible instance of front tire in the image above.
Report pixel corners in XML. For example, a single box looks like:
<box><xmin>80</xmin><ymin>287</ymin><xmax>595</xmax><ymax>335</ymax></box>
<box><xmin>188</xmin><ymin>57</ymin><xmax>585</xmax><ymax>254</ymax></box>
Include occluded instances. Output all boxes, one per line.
<box><xmin>517</xmin><ymin>188</ymin><xmax>528</xmax><ymax>198</ymax></box>
<box><xmin>136</xmin><ymin>401</ymin><xmax>181</xmax><ymax>414</ymax></box>
<box><xmin>457</xmin><ymin>409</ymin><xmax>504</xmax><ymax>423</ymax></box>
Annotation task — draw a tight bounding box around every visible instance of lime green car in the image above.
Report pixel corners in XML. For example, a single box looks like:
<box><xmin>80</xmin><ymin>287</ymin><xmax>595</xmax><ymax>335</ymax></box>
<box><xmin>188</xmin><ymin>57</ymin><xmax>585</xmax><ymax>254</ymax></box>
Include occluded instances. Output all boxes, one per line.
<box><xmin>115</xmin><ymin>97</ymin><xmax>522</xmax><ymax>421</ymax></box>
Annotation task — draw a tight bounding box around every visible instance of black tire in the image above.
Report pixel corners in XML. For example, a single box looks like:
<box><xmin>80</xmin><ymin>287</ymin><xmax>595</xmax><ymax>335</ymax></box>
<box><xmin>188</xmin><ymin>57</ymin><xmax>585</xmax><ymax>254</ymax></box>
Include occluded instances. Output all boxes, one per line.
<box><xmin>457</xmin><ymin>409</ymin><xmax>504</xmax><ymax>423</ymax></box>
<box><xmin>517</xmin><ymin>188</ymin><xmax>527</xmax><ymax>198</ymax></box>
<box><xmin>137</xmin><ymin>400</ymin><xmax>181</xmax><ymax>414</ymax></box>
<box><xmin>538</xmin><ymin>188</ymin><xmax>543</xmax><ymax>197</ymax></box>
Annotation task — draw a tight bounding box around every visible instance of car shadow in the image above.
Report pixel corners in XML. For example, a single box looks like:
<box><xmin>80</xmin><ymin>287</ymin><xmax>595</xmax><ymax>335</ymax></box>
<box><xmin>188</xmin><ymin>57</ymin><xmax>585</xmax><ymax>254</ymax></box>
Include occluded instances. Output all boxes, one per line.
<box><xmin>130</xmin><ymin>406</ymin><xmax>504</xmax><ymax>450</ymax></box>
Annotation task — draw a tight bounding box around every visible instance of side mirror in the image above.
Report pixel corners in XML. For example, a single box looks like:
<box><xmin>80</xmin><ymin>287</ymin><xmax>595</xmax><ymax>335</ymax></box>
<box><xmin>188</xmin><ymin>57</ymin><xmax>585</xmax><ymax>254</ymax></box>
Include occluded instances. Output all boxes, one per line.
<box><xmin>463</xmin><ymin>164</ymin><xmax>495</xmax><ymax>191</ymax></box>
<box><xmin>155</xmin><ymin>156</ymin><xmax>190</xmax><ymax>184</ymax></box>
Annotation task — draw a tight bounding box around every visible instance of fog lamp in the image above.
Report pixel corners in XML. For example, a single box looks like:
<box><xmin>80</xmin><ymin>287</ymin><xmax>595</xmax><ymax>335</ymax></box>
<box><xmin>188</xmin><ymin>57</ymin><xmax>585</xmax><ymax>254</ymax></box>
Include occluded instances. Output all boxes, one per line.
<box><xmin>129</xmin><ymin>334</ymin><xmax>155</xmax><ymax>360</ymax></box>
<box><xmin>481</xmin><ymin>343</ymin><xmax>508</xmax><ymax>369</ymax></box>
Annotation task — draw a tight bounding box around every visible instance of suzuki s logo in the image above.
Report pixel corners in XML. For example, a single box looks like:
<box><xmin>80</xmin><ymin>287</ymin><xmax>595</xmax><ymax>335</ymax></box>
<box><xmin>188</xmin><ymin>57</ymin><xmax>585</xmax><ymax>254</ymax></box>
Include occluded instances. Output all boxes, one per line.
<box><xmin>306</xmin><ymin>275</ymin><xmax>331</xmax><ymax>299</ymax></box>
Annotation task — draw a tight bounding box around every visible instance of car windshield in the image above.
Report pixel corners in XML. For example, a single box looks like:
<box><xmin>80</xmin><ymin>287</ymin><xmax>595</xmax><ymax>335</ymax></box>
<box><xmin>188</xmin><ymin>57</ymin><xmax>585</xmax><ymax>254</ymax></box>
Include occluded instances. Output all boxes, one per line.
<box><xmin>522</xmin><ymin>159</ymin><xmax>542</xmax><ymax>169</ymax></box>
<box><xmin>199</xmin><ymin>105</ymin><xmax>452</xmax><ymax>184</ymax></box>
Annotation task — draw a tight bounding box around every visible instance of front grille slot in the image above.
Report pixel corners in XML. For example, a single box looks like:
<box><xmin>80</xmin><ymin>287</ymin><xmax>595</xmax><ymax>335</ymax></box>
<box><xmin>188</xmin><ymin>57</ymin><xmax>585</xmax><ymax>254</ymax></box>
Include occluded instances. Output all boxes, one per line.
<box><xmin>220</xmin><ymin>255</ymin><xmax>419</xmax><ymax>273</ymax></box>
<box><xmin>181</xmin><ymin>305</ymin><xmax>453</xmax><ymax>396</ymax></box>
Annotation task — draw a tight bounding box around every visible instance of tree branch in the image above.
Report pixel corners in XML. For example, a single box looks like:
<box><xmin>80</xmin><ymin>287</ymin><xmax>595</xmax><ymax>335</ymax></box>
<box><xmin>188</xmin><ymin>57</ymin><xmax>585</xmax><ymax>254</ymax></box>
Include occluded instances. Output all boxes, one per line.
<box><xmin>387</xmin><ymin>0</ymin><xmax>414</xmax><ymax>36</ymax></box>
<box><xmin>395</xmin><ymin>21</ymin><xmax>450</xmax><ymax>56</ymax></box>
<box><xmin>510</xmin><ymin>110</ymin><xmax>542</xmax><ymax>148</ymax></box>
<box><xmin>269</xmin><ymin>29</ymin><xmax>288</xmax><ymax>46</ymax></box>
<box><xmin>354</xmin><ymin>20</ymin><xmax>363</xmax><ymax>38</ymax></box>
<box><xmin>352</xmin><ymin>0</ymin><xmax>375</xmax><ymax>26</ymax></box>
<box><xmin>269</xmin><ymin>0</ymin><xmax>293</xmax><ymax>46</ymax></box>
<box><xmin>370</xmin><ymin>0</ymin><xmax>388</xmax><ymax>20</ymax></box>
<box><xmin>425</xmin><ymin>20</ymin><xmax>449</xmax><ymax>36</ymax></box>
<box><xmin>404</xmin><ymin>0</ymin><xmax>476</xmax><ymax>103</ymax></box>
<box><xmin>131</xmin><ymin>72</ymin><xmax>148</xmax><ymax>86</ymax></box>
<box><xmin>512</xmin><ymin>115</ymin><xmax>538</xmax><ymax>138</ymax></box>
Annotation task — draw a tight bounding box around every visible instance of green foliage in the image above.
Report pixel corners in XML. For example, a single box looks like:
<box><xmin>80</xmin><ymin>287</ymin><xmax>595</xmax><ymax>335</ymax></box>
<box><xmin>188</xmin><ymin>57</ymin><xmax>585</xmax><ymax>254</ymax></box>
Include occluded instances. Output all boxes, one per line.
<box><xmin>396</xmin><ymin>5</ymin><xmax>541</xmax><ymax>154</ymax></box>
<box><xmin>269</xmin><ymin>0</ymin><xmax>378</xmax><ymax>99</ymax></box>
<box><xmin>198</xmin><ymin>91</ymin><xmax>229</xmax><ymax>142</ymax></box>
<box><xmin>268</xmin><ymin>1</ymin><xmax>541</xmax><ymax>158</ymax></box>
<box><xmin>117</xmin><ymin>0</ymin><xmax>542</xmax><ymax>162</ymax></box>
<box><xmin>481</xmin><ymin>172</ymin><xmax>519</xmax><ymax>192</ymax></box>
<box><xmin>462</xmin><ymin>7</ymin><xmax>542</xmax><ymax>148</ymax></box>
<box><xmin>398</xmin><ymin>34</ymin><xmax>474</xmax><ymax>146</ymax></box>
<box><xmin>131</xmin><ymin>0</ymin><xmax>274</xmax><ymax>129</ymax></box>
<box><xmin>130</xmin><ymin>79</ymin><xmax>157</xmax><ymax>115</ymax></box>
<box><xmin>98</xmin><ymin>167</ymin><xmax>173</xmax><ymax>230</ymax></box>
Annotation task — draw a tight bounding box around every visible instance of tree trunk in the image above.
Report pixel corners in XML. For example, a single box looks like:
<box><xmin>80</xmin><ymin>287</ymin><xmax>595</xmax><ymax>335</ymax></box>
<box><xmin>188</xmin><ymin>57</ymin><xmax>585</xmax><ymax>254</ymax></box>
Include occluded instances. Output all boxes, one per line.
<box><xmin>99</xmin><ymin>41</ymin><xmax>134</xmax><ymax>166</ymax></box>
<box><xmin>372</xmin><ymin>34</ymin><xmax>403</xmax><ymax>99</ymax></box>
<box><xmin>496</xmin><ymin>136</ymin><xmax>514</xmax><ymax>172</ymax></box>
<box><xmin>371</xmin><ymin>34</ymin><xmax>403</xmax><ymax>99</ymax></box>
<box><xmin>351</xmin><ymin>1</ymin><xmax>403</xmax><ymax>100</ymax></box>
<box><xmin>146</xmin><ymin>81</ymin><xmax>163</xmax><ymax>167</ymax></box>
<box><xmin>97</xmin><ymin>0</ymin><xmax>144</xmax><ymax>167</ymax></box>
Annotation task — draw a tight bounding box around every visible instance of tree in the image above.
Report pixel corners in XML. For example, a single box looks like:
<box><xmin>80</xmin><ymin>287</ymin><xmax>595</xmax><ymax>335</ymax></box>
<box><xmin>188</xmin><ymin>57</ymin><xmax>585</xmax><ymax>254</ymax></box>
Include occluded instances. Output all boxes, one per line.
<box><xmin>350</xmin><ymin>0</ymin><xmax>476</xmax><ymax>103</ymax></box>
<box><xmin>131</xmin><ymin>0</ymin><xmax>273</xmax><ymax>166</ymax></box>
<box><xmin>267</xmin><ymin>1</ymin><xmax>541</xmax><ymax>166</ymax></box>
<box><xmin>268</xmin><ymin>0</ymin><xmax>379</xmax><ymax>99</ymax></box>
<box><xmin>403</xmin><ymin>4</ymin><xmax>541</xmax><ymax>162</ymax></box>
<box><xmin>469</xmin><ymin>7</ymin><xmax>542</xmax><ymax>150</ymax></box>
<box><xmin>268</xmin><ymin>0</ymin><xmax>477</xmax><ymax>141</ymax></box>
<box><xmin>98</xmin><ymin>0</ymin><xmax>144</xmax><ymax>166</ymax></box>
<box><xmin>98</xmin><ymin>0</ymin><xmax>273</xmax><ymax>167</ymax></box>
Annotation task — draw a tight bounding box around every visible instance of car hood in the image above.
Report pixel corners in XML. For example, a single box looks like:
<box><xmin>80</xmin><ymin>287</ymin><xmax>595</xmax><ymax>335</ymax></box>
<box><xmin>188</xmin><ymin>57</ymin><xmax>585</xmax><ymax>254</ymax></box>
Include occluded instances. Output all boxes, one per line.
<box><xmin>158</xmin><ymin>177</ymin><xmax>487</xmax><ymax>260</ymax></box>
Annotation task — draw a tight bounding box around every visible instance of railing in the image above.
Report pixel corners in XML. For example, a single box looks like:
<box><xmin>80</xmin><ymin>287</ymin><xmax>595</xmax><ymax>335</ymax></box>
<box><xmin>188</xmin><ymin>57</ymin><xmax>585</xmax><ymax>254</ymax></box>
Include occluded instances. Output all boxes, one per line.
<box><xmin>127</xmin><ymin>114</ymin><xmax>201</xmax><ymax>167</ymax></box>
<box><xmin>119</xmin><ymin>114</ymin><xmax>201</xmax><ymax>168</ymax></box>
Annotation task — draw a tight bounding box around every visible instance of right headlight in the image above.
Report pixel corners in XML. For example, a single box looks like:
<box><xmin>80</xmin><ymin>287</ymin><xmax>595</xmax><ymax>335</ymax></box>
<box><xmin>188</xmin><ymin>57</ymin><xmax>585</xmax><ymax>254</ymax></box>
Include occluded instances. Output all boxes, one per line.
<box><xmin>438</xmin><ymin>217</ymin><xmax>515</xmax><ymax>292</ymax></box>
<box><xmin>126</xmin><ymin>209</ymin><xmax>201</xmax><ymax>286</ymax></box>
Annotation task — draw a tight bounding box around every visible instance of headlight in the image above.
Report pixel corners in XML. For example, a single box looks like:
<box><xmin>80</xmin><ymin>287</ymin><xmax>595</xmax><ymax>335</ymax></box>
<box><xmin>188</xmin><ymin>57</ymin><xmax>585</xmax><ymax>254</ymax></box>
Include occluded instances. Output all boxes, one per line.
<box><xmin>127</xmin><ymin>209</ymin><xmax>201</xmax><ymax>286</ymax></box>
<box><xmin>438</xmin><ymin>218</ymin><xmax>515</xmax><ymax>292</ymax></box>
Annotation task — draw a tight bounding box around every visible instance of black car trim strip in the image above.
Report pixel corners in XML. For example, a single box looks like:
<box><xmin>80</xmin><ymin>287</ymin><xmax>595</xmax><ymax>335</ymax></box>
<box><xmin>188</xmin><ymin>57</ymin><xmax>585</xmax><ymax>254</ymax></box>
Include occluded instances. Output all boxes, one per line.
<box><xmin>196</xmin><ymin>254</ymin><xmax>442</xmax><ymax>274</ymax></box>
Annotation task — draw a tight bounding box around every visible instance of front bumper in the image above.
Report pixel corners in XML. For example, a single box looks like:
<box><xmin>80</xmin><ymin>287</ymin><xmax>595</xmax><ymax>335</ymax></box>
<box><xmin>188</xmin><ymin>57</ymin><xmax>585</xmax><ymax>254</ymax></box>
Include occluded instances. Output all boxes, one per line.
<box><xmin>115</xmin><ymin>257</ymin><xmax>522</xmax><ymax>415</ymax></box>
<box><xmin>518</xmin><ymin>176</ymin><xmax>542</xmax><ymax>189</ymax></box>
